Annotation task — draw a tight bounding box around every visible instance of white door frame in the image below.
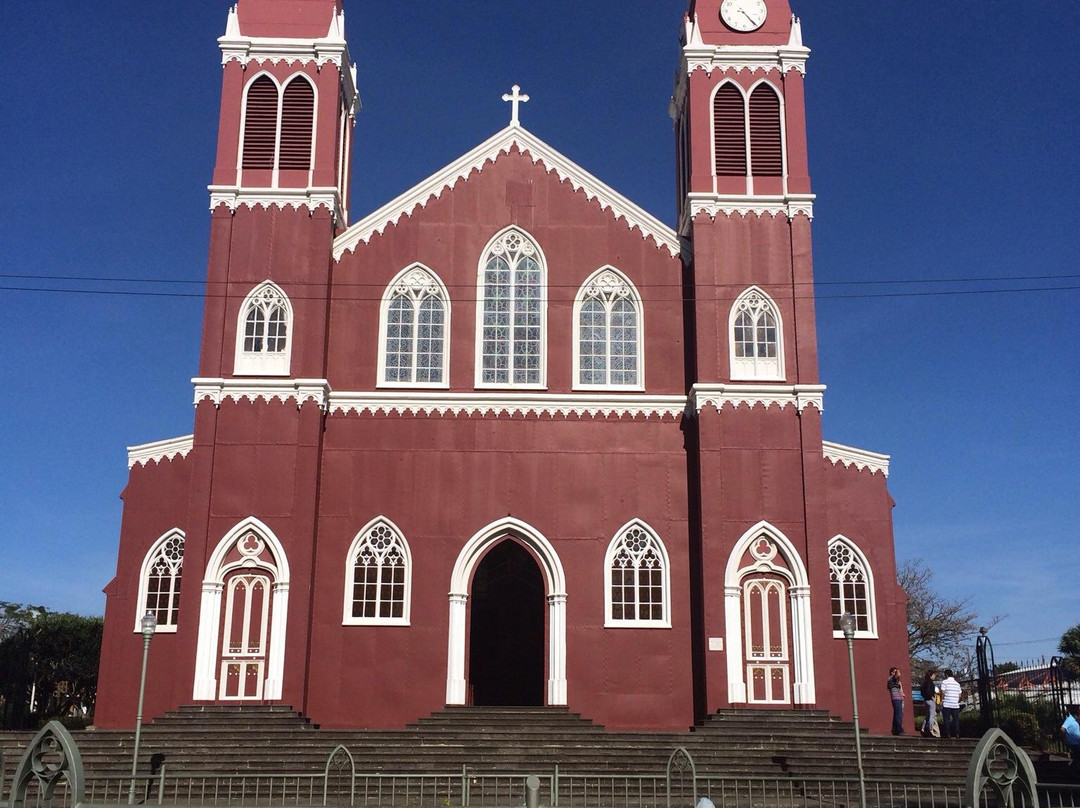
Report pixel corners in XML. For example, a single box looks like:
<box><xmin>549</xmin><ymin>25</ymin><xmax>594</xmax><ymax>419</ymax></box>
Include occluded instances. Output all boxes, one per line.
<box><xmin>193</xmin><ymin>517</ymin><xmax>291</xmax><ymax>701</ymax></box>
<box><xmin>446</xmin><ymin>517</ymin><xmax>567</xmax><ymax>706</ymax></box>
<box><xmin>723</xmin><ymin>521</ymin><xmax>815</xmax><ymax>705</ymax></box>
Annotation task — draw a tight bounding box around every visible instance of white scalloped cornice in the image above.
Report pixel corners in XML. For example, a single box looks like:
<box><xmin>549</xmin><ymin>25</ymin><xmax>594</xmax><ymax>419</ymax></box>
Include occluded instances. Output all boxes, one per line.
<box><xmin>218</xmin><ymin>6</ymin><xmax>354</xmax><ymax>75</ymax></box>
<box><xmin>690</xmin><ymin>383</ymin><xmax>825</xmax><ymax>413</ymax></box>
<box><xmin>193</xmin><ymin>378</ymin><xmax>331</xmax><ymax>410</ymax></box>
<box><xmin>328</xmin><ymin>391</ymin><xmax>686</xmax><ymax>420</ymax></box>
<box><xmin>127</xmin><ymin>435</ymin><xmax>194</xmax><ymax>469</ymax></box>
<box><xmin>332</xmin><ymin>126</ymin><xmax>680</xmax><ymax>260</ymax></box>
<box><xmin>822</xmin><ymin>440</ymin><xmax>890</xmax><ymax>478</ymax></box>
<box><xmin>680</xmin><ymin>193</ymin><xmax>814</xmax><ymax>233</ymax></box>
<box><xmin>208</xmin><ymin>186</ymin><xmax>344</xmax><ymax>224</ymax></box>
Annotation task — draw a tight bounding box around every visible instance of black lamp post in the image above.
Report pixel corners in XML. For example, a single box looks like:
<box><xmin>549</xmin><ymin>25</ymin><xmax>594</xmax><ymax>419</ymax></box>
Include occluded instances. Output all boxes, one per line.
<box><xmin>840</xmin><ymin>612</ymin><xmax>867</xmax><ymax>808</ymax></box>
<box><xmin>128</xmin><ymin>610</ymin><xmax>157</xmax><ymax>805</ymax></box>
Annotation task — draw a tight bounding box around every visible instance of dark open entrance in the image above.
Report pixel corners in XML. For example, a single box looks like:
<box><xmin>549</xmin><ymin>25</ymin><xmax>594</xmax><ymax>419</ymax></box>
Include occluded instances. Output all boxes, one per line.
<box><xmin>468</xmin><ymin>540</ymin><xmax>545</xmax><ymax>706</ymax></box>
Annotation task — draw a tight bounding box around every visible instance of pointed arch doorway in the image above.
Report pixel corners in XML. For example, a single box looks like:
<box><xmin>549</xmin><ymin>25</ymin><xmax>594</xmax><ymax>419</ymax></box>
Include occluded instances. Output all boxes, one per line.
<box><xmin>468</xmin><ymin>541</ymin><xmax>545</xmax><ymax>705</ymax></box>
<box><xmin>446</xmin><ymin>518</ymin><xmax>567</xmax><ymax>706</ymax></box>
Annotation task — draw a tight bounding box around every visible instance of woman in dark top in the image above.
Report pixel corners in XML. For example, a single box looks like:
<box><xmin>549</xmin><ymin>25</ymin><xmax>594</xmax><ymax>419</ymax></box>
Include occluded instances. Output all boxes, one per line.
<box><xmin>920</xmin><ymin>670</ymin><xmax>938</xmax><ymax>737</ymax></box>
<box><xmin>887</xmin><ymin>666</ymin><xmax>905</xmax><ymax>735</ymax></box>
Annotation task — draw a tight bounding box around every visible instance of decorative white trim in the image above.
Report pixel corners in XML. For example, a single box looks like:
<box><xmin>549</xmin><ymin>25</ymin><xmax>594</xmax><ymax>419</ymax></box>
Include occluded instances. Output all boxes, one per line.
<box><xmin>328</xmin><ymin>391</ymin><xmax>686</xmax><ymax>420</ymax></box>
<box><xmin>603</xmin><ymin>519</ymin><xmax>671</xmax><ymax>629</ymax></box>
<box><xmin>728</xmin><ymin>286</ymin><xmax>785</xmax><ymax>382</ymax></box>
<box><xmin>342</xmin><ymin>516</ymin><xmax>412</xmax><ymax>626</ymax></box>
<box><xmin>446</xmin><ymin>517</ymin><xmax>567</xmax><ymax>706</ymax></box>
<box><xmin>822</xmin><ymin>441</ymin><xmax>890</xmax><ymax>477</ymax></box>
<box><xmin>572</xmin><ymin>266</ymin><xmax>645</xmax><ymax>392</ymax></box>
<box><xmin>376</xmin><ymin>264</ymin><xmax>451</xmax><ymax>389</ymax></box>
<box><xmin>474</xmin><ymin>227</ymin><xmax>548</xmax><ymax>389</ymax></box>
<box><xmin>209</xmin><ymin>186</ymin><xmax>344</xmax><ymax>224</ymax></box>
<box><xmin>127</xmin><ymin>435</ymin><xmax>194</xmax><ymax>469</ymax></box>
<box><xmin>723</xmin><ymin>521</ymin><xmax>815</xmax><ymax>705</ymax></box>
<box><xmin>680</xmin><ymin>193</ymin><xmax>814</xmax><ymax>234</ymax></box>
<box><xmin>193</xmin><ymin>517</ymin><xmax>291</xmax><ymax>702</ymax></box>
<box><xmin>233</xmin><ymin>281</ymin><xmax>293</xmax><ymax>377</ymax></box>
<box><xmin>828</xmin><ymin>535</ymin><xmax>879</xmax><ymax>640</ymax></box>
<box><xmin>691</xmin><ymin>383</ymin><xmax>824</xmax><ymax>413</ymax></box>
<box><xmin>218</xmin><ymin>6</ymin><xmax>356</xmax><ymax>91</ymax></box>
<box><xmin>332</xmin><ymin>126</ymin><xmax>680</xmax><ymax>260</ymax></box>
<box><xmin>133</xmin><ymin>529</ymin><xmax>186</xmax><ymax>633</ymax></box>
<box><xmin>193</xmin><ymin>378</ymin><xmax>331</xmax><ymax>410</ymax></box>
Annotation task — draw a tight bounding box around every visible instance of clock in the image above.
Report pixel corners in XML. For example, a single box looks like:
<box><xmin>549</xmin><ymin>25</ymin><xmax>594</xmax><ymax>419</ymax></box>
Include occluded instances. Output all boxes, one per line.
<box><xmin>720</xmin><ymin>0</ymin><xmax>768</xmax><ymax>32</ymax></box>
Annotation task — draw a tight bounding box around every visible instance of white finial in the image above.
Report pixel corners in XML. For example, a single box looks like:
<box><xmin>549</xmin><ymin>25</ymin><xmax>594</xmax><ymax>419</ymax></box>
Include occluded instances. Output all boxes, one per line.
<box><xmin>502</xmin><ymin>84</ymin><xmax>530</xmax><ymax>127</ymax></box>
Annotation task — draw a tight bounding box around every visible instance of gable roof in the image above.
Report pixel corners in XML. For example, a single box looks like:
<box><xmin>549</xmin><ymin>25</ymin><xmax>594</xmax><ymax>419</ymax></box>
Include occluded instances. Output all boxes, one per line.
<box><xmin>332</xmin><ymin>125</ymin><xmax>681</xmax><ymax>261</ymax></box>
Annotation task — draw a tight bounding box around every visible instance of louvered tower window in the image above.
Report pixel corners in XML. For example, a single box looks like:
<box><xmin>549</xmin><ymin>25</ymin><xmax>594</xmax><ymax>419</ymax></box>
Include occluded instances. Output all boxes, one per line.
<box><xmin>241</xmin><ymin>76</ymin><xmax>279</xmax><ymax>170</ymax></box>
<box><xmin>279</xmin><ymin>79</ymin><xmax>315</xmax><ymax>170</ymax></box>
<box><xmin>713</xmin><ymin>84</ymin><xmax>747</xmax><ymax>176</ymax></box>
<box><xmin>749</xmin><ymin>85</ymin><xmax>783</xmax><ymax>177</ymax></box>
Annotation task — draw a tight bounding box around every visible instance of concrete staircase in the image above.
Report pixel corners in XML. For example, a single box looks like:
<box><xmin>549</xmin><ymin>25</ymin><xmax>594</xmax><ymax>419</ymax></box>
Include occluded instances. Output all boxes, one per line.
<box><xmin>0</xmin><ymin>705</ymin><xmax>975</xmax><ymax>784</ymax></box>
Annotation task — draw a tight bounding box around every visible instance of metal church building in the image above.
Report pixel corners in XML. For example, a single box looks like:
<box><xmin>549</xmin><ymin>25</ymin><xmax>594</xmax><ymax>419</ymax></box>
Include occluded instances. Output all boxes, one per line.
<box><xmin>96</xmin><ymin>0</ymin><xmax>910</xmax><ymax>734</ymax></box>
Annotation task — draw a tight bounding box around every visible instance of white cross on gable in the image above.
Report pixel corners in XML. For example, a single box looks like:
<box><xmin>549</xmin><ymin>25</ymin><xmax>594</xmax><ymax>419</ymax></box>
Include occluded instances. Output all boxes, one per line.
<box><xmin>502</xmin><ymin>84</ymin><xmax>530</xmax><ymax>127</ymax></box>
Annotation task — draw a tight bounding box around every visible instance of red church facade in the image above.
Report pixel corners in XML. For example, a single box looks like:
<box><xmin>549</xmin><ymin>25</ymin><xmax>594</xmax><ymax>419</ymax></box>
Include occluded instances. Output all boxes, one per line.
<box><xmin>95</xmin><ymin>0</ymin><xmax>911</xmax><ymax>734</ymax></box>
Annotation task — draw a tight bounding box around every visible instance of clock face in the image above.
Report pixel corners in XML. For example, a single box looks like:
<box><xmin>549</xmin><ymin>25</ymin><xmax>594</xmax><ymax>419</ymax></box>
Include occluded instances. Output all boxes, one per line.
<box><xmin>720</xmin><ymin>0</ymin><xmax>768</xmax><ymax>32</ymax></box>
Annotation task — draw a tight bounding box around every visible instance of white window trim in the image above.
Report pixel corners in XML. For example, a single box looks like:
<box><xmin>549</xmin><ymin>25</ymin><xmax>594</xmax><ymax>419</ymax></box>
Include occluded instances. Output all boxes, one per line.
<box><xmin>234</xmin><ymin>281</ymin><xmax>293</xmax><ymax>377</ymax></box>
<box><xmin>342</xmin><ymin>516</ymin><xmax>413</xmax><ymax>626</ymax></box>
<box><xmin>236</xmin><ymin>71</ymin><xmax>319</xmax><ymax>188</ymax></box>
<box><xmin>603</xmin><ymin>519</ymin><xmax>671</xmax><ymax>629</ymax></box>
<box><xmin>572</xmin><ymin>266</ymin><xmax>645</xmax><ymax>392</ymax></box>
<box><xmin>728</xmin><ymin>285</ymin><xmax>785</xmax><ymax>382</ymax></box>
<box><xmin>709</xmin><ymin>79</ymin><xmax>788</xmax><ymax>197</ymax></box>
<box><xmin>828</xmin><ymin>535</ymin><xmax>879</xmax><ymax>640</ymax></box>
<box><xmin>133</xmin><ymin>528</ymin><xmax>186</xmax><ymax>634</ymax></box>
<box><xmin>376</xmin><ymin>264</ymin><xmax>451</xmax><ymax>389</ymax></box>
<box><xmin>746</xmin><ymin>78</ymin><xmax>789</xmax><ymax>197</ymax></box>
<box><xmin>473</xmin><ymin>226</ymin><xmax>548</xmax><ymax>390</ymax></box>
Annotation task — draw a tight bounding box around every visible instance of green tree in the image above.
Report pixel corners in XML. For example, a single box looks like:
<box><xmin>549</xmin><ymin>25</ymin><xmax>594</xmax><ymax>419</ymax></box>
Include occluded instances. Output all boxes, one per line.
<box><xmin>0</xmin><ymin>605</ymin><xmax>102</xmax><ymax>729</ymax></box>
<box><xmin>1059</xmin><ymin>623</ymin><xmax>1080</xmax><ymax>678</ymax></box>
<box><xmin>0</xmin><ymin>601</ymin><xmax>46</xmax><ymax>642</ymax></box>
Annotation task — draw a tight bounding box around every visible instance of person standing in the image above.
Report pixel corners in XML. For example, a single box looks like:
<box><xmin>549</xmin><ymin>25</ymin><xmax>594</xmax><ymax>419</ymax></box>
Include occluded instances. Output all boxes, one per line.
<box><xmin>887</xmin><ymin>666</ymin><xmax>905</xmax><ymax>735</ymax></box>
<box><xmin>920</xmin><ymin>670</ymin><xmax>939</xmax><ymax>738</ymax></box>
<box><xmin>1062</xmin><ymin>705</ymin><xmax>1080</xmax><ymax>770</ymax></box>
<box><xmin>939</xmin><ymin>669</ymin><xmax>963</xmax><ymax>739</ymax></box>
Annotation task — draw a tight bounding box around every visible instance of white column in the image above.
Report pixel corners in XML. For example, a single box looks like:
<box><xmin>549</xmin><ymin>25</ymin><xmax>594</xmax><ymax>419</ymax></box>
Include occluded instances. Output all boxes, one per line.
<box><xmin>192</xmin><ymin>582</ymin><xmax>224</xmax><ymax>700</ymax></box>
<box><xmin>264</xmin><ymin>582</ymin><xmax>289</xmax><ymax>700</ymax></box>
<box><xmin>547</xmin><ymin>593</ymin><xmax>567</xmax><ymax>705</ymax></box>
<box><xmin>724</xmin><ymin>585</ymin><xmax>746</xmax><ymax>703</ymax></box>
<box><xmin>790</xmin><ymin>586</ymin><xmax>816</xmax><ymax>704</ymax></box>
<box><xmin>445</xmin><ymin>593</ymin><xmax>468</xmax><ymax>705</ymax></box>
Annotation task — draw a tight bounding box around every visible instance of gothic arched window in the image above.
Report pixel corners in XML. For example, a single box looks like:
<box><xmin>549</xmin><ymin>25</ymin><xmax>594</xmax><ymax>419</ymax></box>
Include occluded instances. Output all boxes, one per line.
<box><xmin>574</xmin><ymin>267</ymin><xmax>643</xmax><ymax>389</ymax></box>
<box><xmin>749</xmin><ymin>84</ymin><xmax>783</xmax><ymax>177</ymax></box>
<box><xmin>343</xmin><ymin>518</ymin><xmax>412</xmax><ymax>625</ymax></box>
<box><xmin>135</xmin><ymin>530</ymin><xmax>185</xmax><ymax>632</ymax></box>
<box><xmin>713</xmin><ymin>82</ymin><xmax>748</xmax><ymax>177</ymax></box>
<box><xmin>828</xmin><ymin>537</ymin><xmax>877</xmax><ymax>637</ymax></box>
<box><xmin>234</xmin><ymin>281</ymin><xmax>292</xmax><ymax>376</ymax></box>
<box><xmin>476</xmin><ymin>228</ymin><xmax>546</xmax><ymax>387</ymax></box>
<box><xmin>240</xmin><ymin>73</ymin><xmax>317</xmax><ymax>175</ymax></box>
<box><xmin>729</xmin><ymin>286</ymin><xmax>784</xmax><ymax>381</ymax></box>
<box><xmin>605</xmin><ymin>521</ymin><xmax>671</xmax><ymax>627</ymax></box>
<box><xmin>379</xmin><ymin>265</ymin><xmax>449</xmax><ymax>387</ymax></box>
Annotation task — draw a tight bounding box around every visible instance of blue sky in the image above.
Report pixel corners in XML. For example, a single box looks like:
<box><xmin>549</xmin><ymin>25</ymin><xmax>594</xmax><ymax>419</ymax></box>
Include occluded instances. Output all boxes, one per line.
<box><xmin>1</xmin><ymin>2</ymin><xmax>1076</xmax><ymax>664</ymax></box>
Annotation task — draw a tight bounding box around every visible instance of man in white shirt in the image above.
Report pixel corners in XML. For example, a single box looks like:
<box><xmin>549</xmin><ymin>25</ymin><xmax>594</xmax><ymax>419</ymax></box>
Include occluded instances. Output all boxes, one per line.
<box><xmin>939</xmin><ymin>669</ymin><xmax>963</xmax><ymax>739</ymax></box>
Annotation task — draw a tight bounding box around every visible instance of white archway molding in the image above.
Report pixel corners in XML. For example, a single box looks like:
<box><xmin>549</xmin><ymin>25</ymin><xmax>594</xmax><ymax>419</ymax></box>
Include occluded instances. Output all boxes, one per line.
<box><xmin>446</xmin><ymin>517</ymin><xmax>567</xmax><ymax>706</ymax></box>
<box><xmin>723</xmin><ymin>521</ymin><xmax>815</xmax><ymax>705</ymax></box>
<box><xmin>193</xmin><ymin>517</ymin><xmax>291</xmax><ymax>701</ymax></box>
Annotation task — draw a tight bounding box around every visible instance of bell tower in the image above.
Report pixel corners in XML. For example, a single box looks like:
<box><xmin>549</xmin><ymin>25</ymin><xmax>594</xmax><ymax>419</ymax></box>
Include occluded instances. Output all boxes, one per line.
<box><xmin>676</xmin><ymin>0</ymin><xmax>830</xmax><ymax>718</ymax></box>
